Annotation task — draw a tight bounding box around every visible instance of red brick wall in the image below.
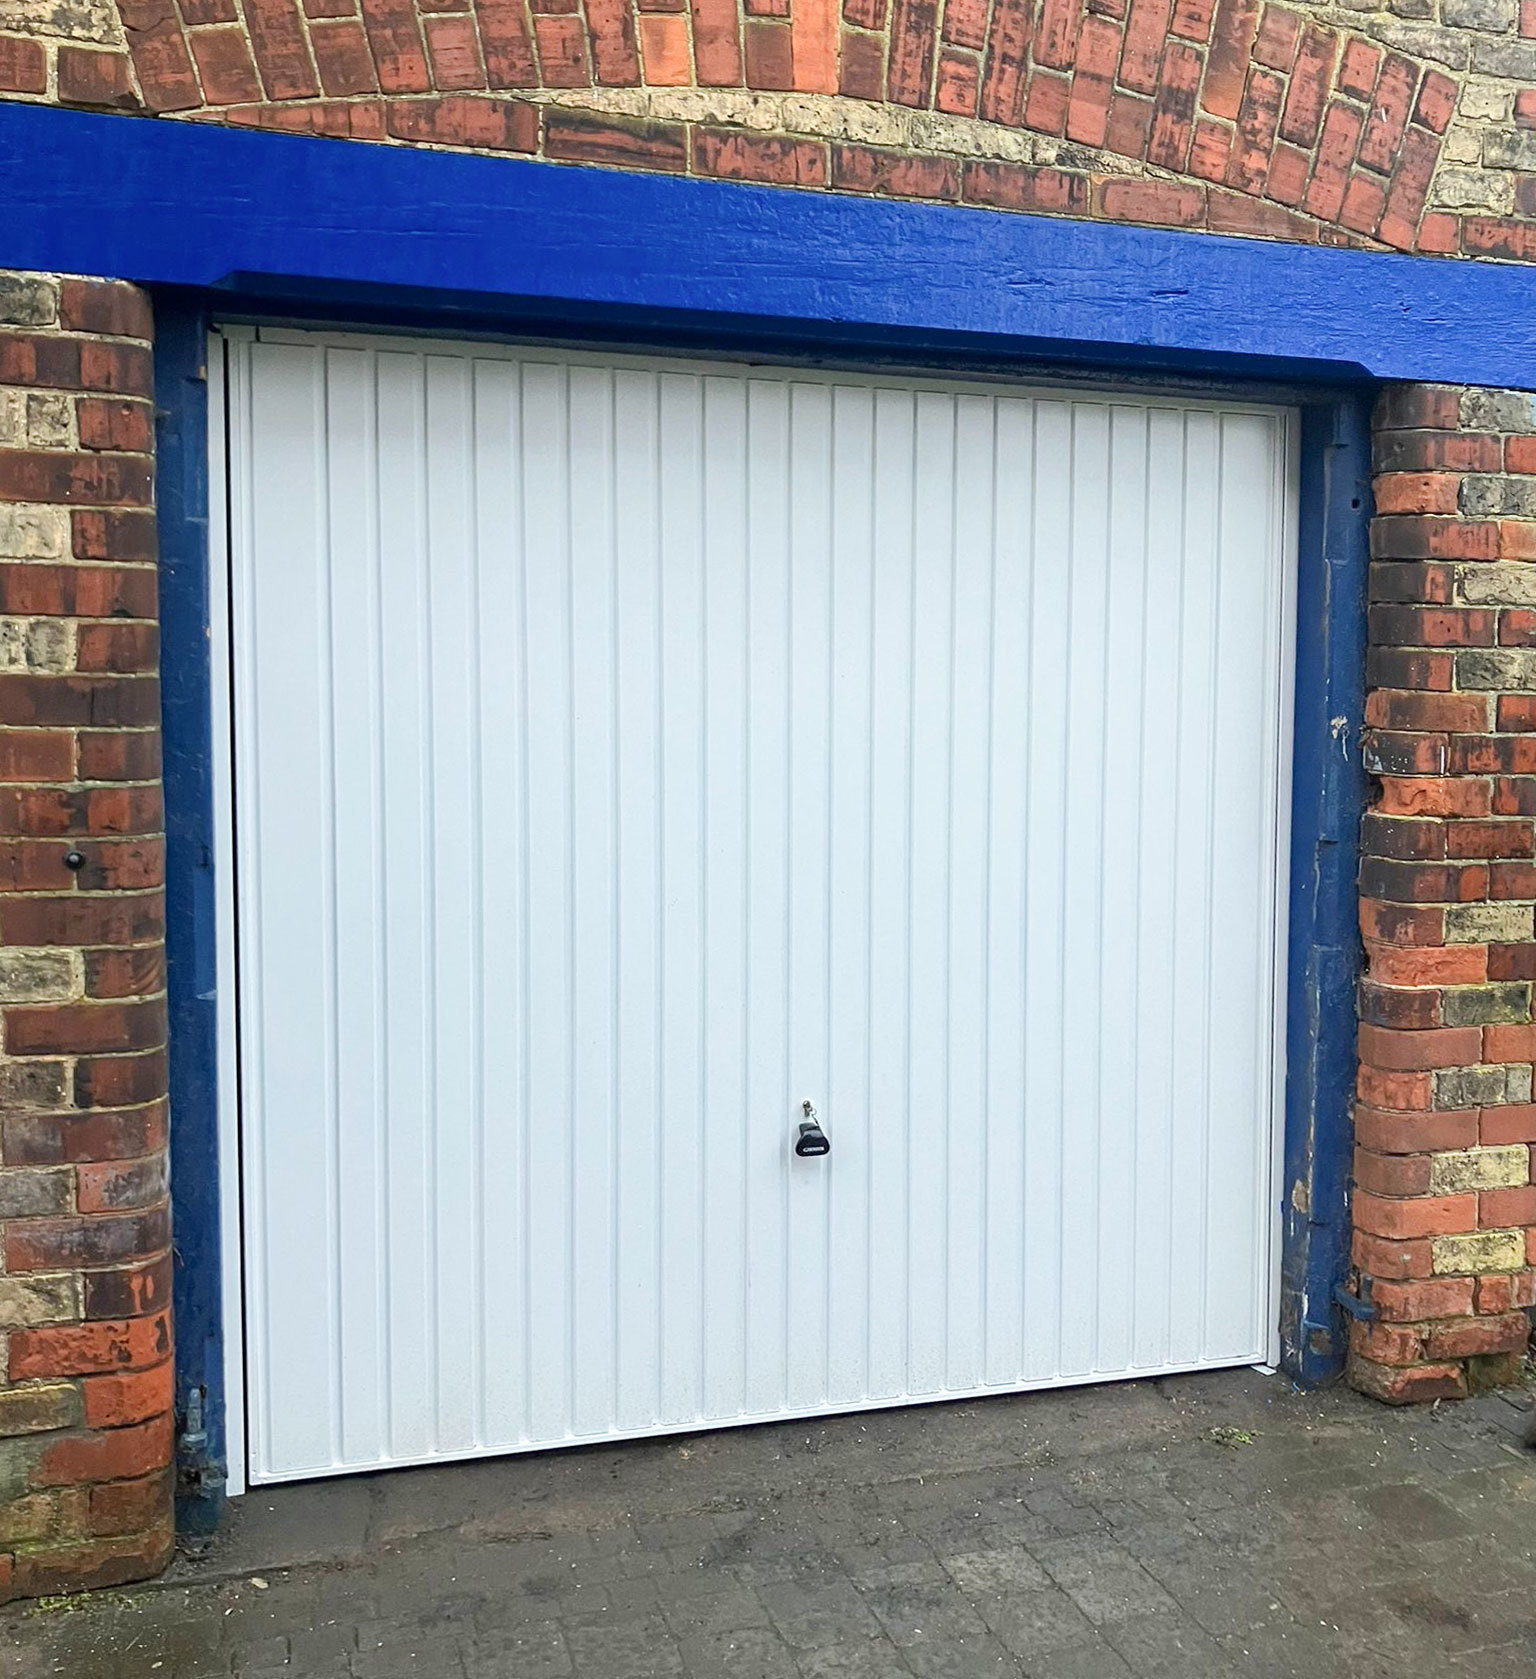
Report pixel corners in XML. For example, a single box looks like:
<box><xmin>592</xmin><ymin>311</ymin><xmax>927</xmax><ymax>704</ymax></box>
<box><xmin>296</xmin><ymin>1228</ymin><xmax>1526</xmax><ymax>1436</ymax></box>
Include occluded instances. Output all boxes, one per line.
<box><xmin>1354</xmin><ymin>384</ymin><xmax>1536</xmax><ymax>1404</ymax></box>
<box><xmin>0</xmin><ymin>272</ymin><xmax>173</xmax><ymax>1599</ymax></box>
<box><xmin>3</xmin><ymin>0</ymin><xmax>1536</xmax><ymax>259</ymax></box>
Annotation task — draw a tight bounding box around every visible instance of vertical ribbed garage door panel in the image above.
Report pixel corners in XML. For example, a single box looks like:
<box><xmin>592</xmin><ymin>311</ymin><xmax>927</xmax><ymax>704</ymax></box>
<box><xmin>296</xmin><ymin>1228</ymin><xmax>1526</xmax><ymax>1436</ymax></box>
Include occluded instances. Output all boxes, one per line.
<box><xmin>227</xmin><ymin>334</ymin><xmax>1293</xmax><ymax>1483</ymax></box>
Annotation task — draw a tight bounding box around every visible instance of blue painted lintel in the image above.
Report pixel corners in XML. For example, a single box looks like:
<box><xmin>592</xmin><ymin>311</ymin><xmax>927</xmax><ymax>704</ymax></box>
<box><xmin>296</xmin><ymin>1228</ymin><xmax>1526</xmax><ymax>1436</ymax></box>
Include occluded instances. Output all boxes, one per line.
<box><xmin>0</xmin><ymin>101</ymin><xmax>1533</xmax><ymax>390</ymax></box>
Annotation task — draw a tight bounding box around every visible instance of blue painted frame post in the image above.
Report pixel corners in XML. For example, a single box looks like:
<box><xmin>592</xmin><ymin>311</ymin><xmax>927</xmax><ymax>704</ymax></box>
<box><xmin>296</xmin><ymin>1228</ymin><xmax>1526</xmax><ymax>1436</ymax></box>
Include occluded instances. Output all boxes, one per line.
<box><xmin>155</xmin><ymin>293</ymin><xmax>228</xmax><ymax>1532</ymax></box>
<box><xmin>1282</xmin><ymin>396</ymin><xmax>1371</xmax><ymax>1385</ymax></box>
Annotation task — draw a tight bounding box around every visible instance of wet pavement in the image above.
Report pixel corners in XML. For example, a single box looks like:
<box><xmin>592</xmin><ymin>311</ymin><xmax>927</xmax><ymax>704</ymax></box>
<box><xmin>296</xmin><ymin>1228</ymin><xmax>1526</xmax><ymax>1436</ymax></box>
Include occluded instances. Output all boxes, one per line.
<box><xmin>4</xmin><ymin>1367</ymin><xmax>1536</xmax><ymax>1678</ymax></box>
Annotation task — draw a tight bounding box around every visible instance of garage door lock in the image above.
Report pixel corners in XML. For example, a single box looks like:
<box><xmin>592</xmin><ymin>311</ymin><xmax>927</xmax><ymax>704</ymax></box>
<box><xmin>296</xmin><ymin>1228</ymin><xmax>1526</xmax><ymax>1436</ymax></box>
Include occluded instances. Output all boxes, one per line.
<box><xmin>796</xmin><ymin>1101</ymin><xmax>830</xmax><ymax>1158</ymax></box>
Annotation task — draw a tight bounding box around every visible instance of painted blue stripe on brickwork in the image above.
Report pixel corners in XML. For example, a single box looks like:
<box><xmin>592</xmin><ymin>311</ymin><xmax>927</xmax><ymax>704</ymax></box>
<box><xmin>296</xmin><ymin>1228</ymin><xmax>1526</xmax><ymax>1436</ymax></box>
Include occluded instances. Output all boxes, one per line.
<box><xmin>1</xmin><ymin>101</ymin><xmax>1535</xmax><ymax>387</ymax></box>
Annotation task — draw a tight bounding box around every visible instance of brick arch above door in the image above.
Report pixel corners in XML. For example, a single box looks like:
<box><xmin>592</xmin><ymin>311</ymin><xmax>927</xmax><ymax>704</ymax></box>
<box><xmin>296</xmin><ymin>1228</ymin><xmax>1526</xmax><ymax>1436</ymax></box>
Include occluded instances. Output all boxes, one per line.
<box><xmin>2</xmin><ymin>0</ymin><xmax>1536</xmax><ymax>259</ymax></box>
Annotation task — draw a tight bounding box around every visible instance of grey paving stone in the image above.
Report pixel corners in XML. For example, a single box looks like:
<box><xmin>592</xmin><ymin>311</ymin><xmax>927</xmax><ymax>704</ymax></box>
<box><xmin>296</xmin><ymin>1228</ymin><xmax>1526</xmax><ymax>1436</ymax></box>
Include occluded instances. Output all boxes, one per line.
<box><xmin>674</xmin><ymin>1626</ymin><xmax>799</xmax><ymax>1679</ymax></box>
<box><xmin>859</xmin><ymin>1574</ymin><xmax>993</xmax><ymax>1649</ymax></box>
<box><xmin>460</xmin><ymin>1621</ymin><xmax>571</xmax><ymax>1679</ymax></box>
<box><xmin>831</xmin><ymin>1533</ymin><xmax>935</xmax><ymax>1582</ymax></box>
<box><xmin>1013</xmin><ymin>1636</ymin><xmax>1134</xmax><ymax>1678</ymax></box>
<box><xmin>1101</xmin><ymin>1613</ymin><xmax>1239</xmax><ymax>1678</ymax></box>
<box><xmin>563</xmin><ymin>1612</ymin><xmax>685</xmax><ymax>1679</ymax></box>
<box><xmin>852</xmin><ymin>1560</ymin><xmax>950</xmax><ymax>1588</ymax></box>
<box><xmin>659</xmin><ymin>1585</ymin><xmax>770</xmax><ymax>1639</ymax></box>
<box><xmin>899</xmin><ymin>1633</ymin><xmax>1023</xmax><ymax>1679</ymax></box>
<box><xmin>1353</xmin><ymin>1484</ymin><xmax>1476</xmax><ymax>1542</ymax></box>
<box><xmin>473</xmin><ymin>1581</ymin><xmax>609</xmax><ymax>1631</ymax></box>
<box><xmin>351</xmin><ymin>1631</ymin><xmax>466</xmax><ymax>1678</ymax></box>
<box><xmin>231</xmin><ymin>1636</ymin><xmax>292</xmax><ymax>1671</ymax></box>
<box><xmin>1216</xmin><ymin>1623</ymin><xmax>1360</xmax><ymax>1679</ymax></box>
<box><xmin>938</xmin><ymin>1546</ymin><xmax>1050</xmax><ymax>1598</ymax></box>
<box><xmin>1172</xmin><ymin>1577</ymin><xmax>1291</xmax><ymax>1639</ymax></box>
<box><xmin>634</xmin><ymin>1516</ymin><xmax>735</xmax><ymax>1554</ymax></box>
<box><xmin>794</xmin><ymin>1637</ymin><xmax>915</xmax><ymax>1678</ymax></box>
<box><xmin>895</xmin><ymin>1510</ymin><xmax>1011</xmax><ymax>1553</ymax></box>
<box><xmin>970</xmin><ymin>1587</ymin><xmax>1095</xmax><ymax>1660</ymax></box>
<box><xmin>1032</xmin><ymin>1538</ymin><xmax>1178</xmax><ymax>1625</ymax></box>
<box><xmin>287</xmin><ymin>1628</ymin><xmax>357</xmax><ymax>1665</ymax></box>
<box><xmin>754</xmin><ymin>1579</ymin><xmax>883</xmax><ymax>1650</ymax></box>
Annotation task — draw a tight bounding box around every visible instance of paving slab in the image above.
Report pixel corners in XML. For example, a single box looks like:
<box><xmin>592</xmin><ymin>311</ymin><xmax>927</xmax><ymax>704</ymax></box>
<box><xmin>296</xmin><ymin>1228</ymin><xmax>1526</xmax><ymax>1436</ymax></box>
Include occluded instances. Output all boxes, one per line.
<box><xmin>4</xmin><ymin>1368</ymin><xmax>1536</xmax><ymax>1679</ymax></box>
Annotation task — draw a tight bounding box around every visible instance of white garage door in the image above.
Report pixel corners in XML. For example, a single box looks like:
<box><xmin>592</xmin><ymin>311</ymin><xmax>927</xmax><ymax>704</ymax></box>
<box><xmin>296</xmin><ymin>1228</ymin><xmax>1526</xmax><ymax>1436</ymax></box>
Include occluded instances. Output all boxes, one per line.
<box><xmin>218</xmin><ymin>328</ymin><xmax>1295</xmax><ymax>1486</ymax></box>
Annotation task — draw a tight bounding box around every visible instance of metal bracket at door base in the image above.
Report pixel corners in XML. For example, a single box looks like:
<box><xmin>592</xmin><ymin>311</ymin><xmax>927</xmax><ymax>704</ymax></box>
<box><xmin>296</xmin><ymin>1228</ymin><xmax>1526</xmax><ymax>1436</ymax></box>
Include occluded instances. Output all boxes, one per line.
<box><xmin>1332</xmin><ymin>1280</ymin><xmax>1378</xmax><ymax>1322</ymax></box>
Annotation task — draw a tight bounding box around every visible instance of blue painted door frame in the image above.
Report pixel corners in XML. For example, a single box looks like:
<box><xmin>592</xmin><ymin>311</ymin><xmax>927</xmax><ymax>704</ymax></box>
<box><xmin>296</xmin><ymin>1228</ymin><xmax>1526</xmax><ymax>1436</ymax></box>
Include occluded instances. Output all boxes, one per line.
<box><xmin>151</xmin><ymin>296</ymin><xmax>1369</xmax><ymax>1527</ymax></box>
<box><xmin>0</xmin><ymin>97</ymin><xmax>1405</xmax><ymax>1517</ymax></box>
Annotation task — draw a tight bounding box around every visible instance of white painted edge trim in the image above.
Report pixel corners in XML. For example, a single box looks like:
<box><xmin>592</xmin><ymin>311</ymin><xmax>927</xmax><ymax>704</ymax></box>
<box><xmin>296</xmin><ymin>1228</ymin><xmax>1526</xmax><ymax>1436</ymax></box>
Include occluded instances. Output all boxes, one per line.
<box><xmin>208</xmin><ymin>327</ymin><xmax>250</xmax><ymax>1500</ymax></box>
<box><xmin>1264</xmin><ymin>408</ymin><xmax>1302</xmax><ymax>1373</ymax></box>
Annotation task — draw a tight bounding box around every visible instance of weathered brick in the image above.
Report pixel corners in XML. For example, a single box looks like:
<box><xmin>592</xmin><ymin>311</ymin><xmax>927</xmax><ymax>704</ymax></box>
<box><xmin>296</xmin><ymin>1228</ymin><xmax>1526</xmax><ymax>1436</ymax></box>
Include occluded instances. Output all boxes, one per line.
<box><xmin>1032</xmin><ymin>0</ymin><xmax>1082</xmax><ymax>68</ymax></box>
<box><xmin>1226</xmin><ymin>66</ymin><xmax>1284</xmax><ymax>193</ymax></box>
<box><xmin>1278</xmin><ymin>21</ymin><xmax>1335</xmax><ymax>146</ymax></box>
<box><xmin>188</xmin><ymin>23</ymin><xmax>264</xmax><ymax>101</ymax></box>
<box><xmin>1370</xmin><ymin>1276</ymin><xmax>1475</xmax><ymax>1321</ymax></box>
<box><xmin>0</xmin><ymin>37</ymin><xmax>47</xmax><ymax>95</ymax></box>
<box><xmin>1439</xmin><ymin>982</ymin><xmax>1530</xmax><ymax>1025</ymax></box>
<box><xmin>34</xmin><ymin>1413</ymin><xmax>174</xmax><ymax>1488</ymax></box>
<box><xmin>1201</xmin><ymin>0</ymin><xmax>1259</xmax><ymax>119</ymax></box>
<box><xmin>75</xmin><ymin>1156</ymin><xmax>169</xmax><ymax>1215</ymax></box>
<box><xmin>1063</xmin><ymin>13</ymin><xmax>1120</xmax><ymax>145</ymax></box>
<box><xmin>1457</xmin><ymin>649</ymin><xmax>1536</xmax><ymax>690</ymax></box>
<box><xmin>695</xmin><ymin>129</ymin><xmax>828</xmax><ymax>183</ymax></box>
<box><xmin>80</xmin><ymin>1364</ymin><xmax>173</xmax><ymax>1429</ymax></box>
<box><xmin>544</xmin><ymin>110</ymin><xmax>688</xmax><ymax>167</ymax></box>
<box><xmin>1146</xmin><ymin>41</ymin><xmax>1201</xmax><ymax>168</ymax></box>
<box><xmin>976</xmin><ymin>0</ymin><xmax>1027</xmax><ymax>121</ymax></box>
<box><xmin>1434</xmin><ymin>1063</ymin><xmax>1532</xmax><ymax>1108</ymax></box>
<box><xmin>1357</xmin><ymin>51</ymin><xmax>1416</xmax><ymax>174</ymax></box>
<box><xmin>82</xmin><ymin>1254</ymin><xmax>173</xmax><ymax>1322</ymax></box>
<box><xmin>86</xmin><ymin>1469</ymin><xmax>171</xmax><ymax>1539</ymax></box>
<box><xmin>962</xmin><ymin>161</ymin><xmax>1088</xmax><ymax>211</ymax></box>
<box><xmin>1424</xmin><ymin>1311</ymin><xmax>1531</xmax><ymax>1359</ymax></box>
<box><xmin>9</xmin><ymin>1312</ymin><xmax>171</xmax><ymax>1381</ymax></box>
<box><xmin>5</xmin><ymin>1204</ymin><xmax>172</xmax><ymax>1274</ymax></box>
<box><xmin>1095</xmin><ymin>178</ymin><xmax>1206</xmax><ymax>225</ymax></box>
<box><xmin>0</xmin><ymin>1275</ymin><xmax>81</xmax><ymax>1330</ymax></box>
<box><xmin>1429</xmin><ymin>1144</ymin><xmax>1530</xmax><ymax>1192</ymax></box>
<box><xmin>1354</xmin><ymin>1190</ymin><xmax>1478</xmax><ymax>1240</ymax></box>
<box><xmin>1348</xmin><ymin>1353</ymin><xmax>1467</xmax><ymax>1403</ymax></box>
<box><xmin>1431</xmin><ymin>1228</ymin><xmax>1526</xmax><ymax>1273</ymax></box>
<box><xmin>11</xmin><ymin>1525</ymin><xmax>175</xmax><ymax>1598</ymax></box>
<box><xmin>385</xmin><ymin>94</ymin><xmax>538</xmax><ymax>150</ymax></box>
<box><xmin>0</xmin><ymin>1387</ymin><xmax>83</xmax><ymax>1439</ymax></box>
<box><xmin>0</xmin><ymin>1167</ymin><xmax>75</xmax><ymax>1219</ymax></box>
<box><xmin>832</xmin><ymin>144</ymin><xmax>958</xmax><ymax>198</ymax></box>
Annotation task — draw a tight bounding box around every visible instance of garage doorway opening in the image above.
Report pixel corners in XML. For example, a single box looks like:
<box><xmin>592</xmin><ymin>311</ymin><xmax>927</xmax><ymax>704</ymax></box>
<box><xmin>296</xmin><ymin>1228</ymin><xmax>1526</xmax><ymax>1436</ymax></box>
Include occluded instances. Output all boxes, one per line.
<box><xmin>210</xmin><ymin>327</ymin><xmax>1298</xmax><ymax>1490</ymax></box>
